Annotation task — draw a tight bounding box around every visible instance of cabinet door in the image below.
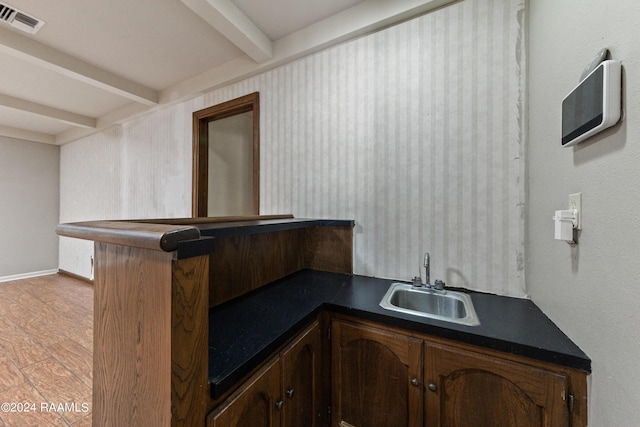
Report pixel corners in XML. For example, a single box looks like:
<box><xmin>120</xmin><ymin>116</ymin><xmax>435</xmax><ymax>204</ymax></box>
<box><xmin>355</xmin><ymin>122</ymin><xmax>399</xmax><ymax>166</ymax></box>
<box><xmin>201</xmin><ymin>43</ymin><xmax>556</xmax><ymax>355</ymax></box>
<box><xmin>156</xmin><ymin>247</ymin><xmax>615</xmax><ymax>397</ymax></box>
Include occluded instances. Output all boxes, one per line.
<box><xmin>332</xmin><ymin>319</ymin><xmax>423</xmax><ymax>427</ymax></box>
<box><xmin>281</xmin><ymin>320</ymin><xmax>324</xmax><ymax>427</ymax></box>
<box><xmin>208</xmin><ymin>357</ymin><xmax>282</xmax><ymax>427</ymax></box>
<box><xmin>425</xmin><ymin>342</ymin><xmax>569</xmax><ymax>427</ymax></box>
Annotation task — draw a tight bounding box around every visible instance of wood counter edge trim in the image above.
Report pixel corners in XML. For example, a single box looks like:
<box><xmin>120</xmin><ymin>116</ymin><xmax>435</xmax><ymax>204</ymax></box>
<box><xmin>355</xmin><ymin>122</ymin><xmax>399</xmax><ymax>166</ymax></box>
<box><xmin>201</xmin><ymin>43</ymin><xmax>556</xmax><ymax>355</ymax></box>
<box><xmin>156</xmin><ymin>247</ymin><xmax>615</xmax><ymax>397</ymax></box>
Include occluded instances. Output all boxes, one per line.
<box><xmin>56</xmin><ymin>221</ymin><xmax>201</xmax><ymax>252</ymax></box>
<box><xmin>126</xmin><ymin>214</ymin><xmax>294</xmax><ymax>225</ymax></box>
<box><xmin>55</xmin><ymin>215</ymin><xmax>348</xmax><ymax>252</ymax></box>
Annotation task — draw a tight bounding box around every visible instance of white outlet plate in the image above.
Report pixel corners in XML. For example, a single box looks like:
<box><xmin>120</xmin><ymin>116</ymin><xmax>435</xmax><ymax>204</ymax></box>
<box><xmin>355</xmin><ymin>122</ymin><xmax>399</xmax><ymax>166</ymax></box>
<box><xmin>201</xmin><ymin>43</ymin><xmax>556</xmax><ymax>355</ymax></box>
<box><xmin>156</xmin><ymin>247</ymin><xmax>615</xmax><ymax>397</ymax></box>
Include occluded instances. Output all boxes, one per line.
<box><xmin>569</xmin><ymin>193</ymin><xmax>582</xmax><ymax>230</ymax></box>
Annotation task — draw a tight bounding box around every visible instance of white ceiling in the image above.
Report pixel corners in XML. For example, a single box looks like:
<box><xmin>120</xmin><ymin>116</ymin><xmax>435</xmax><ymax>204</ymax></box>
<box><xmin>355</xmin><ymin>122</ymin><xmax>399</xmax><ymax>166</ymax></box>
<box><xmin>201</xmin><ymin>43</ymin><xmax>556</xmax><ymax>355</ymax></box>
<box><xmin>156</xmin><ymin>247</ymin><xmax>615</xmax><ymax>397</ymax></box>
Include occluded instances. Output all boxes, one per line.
<box><xmin>0</xmin><ymin>0</ymin><xmax>455</xmax><ymax>145</ymax></box>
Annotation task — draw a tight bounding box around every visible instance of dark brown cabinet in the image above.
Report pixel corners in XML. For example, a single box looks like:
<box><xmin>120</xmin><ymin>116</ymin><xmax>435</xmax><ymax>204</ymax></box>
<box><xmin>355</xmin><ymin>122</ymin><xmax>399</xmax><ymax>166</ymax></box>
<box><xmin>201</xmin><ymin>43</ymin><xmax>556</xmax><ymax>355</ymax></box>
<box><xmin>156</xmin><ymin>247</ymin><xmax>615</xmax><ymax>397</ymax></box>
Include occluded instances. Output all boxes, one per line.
<box><xmin>209</xmin><ymin>316</ymin><xmax>586</xmax><ymax>427</ymax></box>
<box><xmin>208</xmin><ymin>356</ymin><xmax>281</xmax><ymax>427</ymax></box>
<box><xmin>425</xmin><ymin>342</ymin><xmax>571</xmax><ymax>427</ymax></box>
<box><xmin>330</xmin><ymin>317</ymin><xmax>585</xmax><ymax>427</ymax></box>
<box><xmin>281</xmin><ymin>319</ymin><xmax>325</xmax><ymax>426</ymax></box>
<box><xmin>331</xmin><ymin>319</ymin><xmax>423</xmax><ymax>427</ymax></box>
<box><xmin>207</xmin><ymin>320</ymin><xmax>324</xmax><ymax>427</ymax></box>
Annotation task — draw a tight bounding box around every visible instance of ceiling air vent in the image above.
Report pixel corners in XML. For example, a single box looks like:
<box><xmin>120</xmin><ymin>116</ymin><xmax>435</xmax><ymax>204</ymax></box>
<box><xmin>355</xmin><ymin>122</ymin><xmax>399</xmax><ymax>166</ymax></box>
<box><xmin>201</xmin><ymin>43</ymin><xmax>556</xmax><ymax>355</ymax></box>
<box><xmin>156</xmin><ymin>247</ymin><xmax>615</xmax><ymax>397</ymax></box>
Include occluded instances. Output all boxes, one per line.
<box><xmin>0</xmin><ymin>2</ymin><xmax>44</xmax><ymax>34</ymax></box>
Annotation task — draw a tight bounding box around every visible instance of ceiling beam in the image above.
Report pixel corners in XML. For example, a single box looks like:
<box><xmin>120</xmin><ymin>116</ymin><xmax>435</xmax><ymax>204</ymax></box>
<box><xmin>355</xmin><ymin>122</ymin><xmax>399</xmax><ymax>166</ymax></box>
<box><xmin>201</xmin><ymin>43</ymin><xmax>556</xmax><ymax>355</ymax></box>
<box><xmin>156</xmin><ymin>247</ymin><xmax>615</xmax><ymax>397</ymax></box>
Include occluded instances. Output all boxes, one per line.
<box><xmin>0</xmin><ymin>26</ymin><xmax>158</xmax><ymax>106</ymax></box>
<box><xmin>0</xmin><ymin>125</ymin><xmax>55</xmax><ymax>145</ymax></box>
<box><xmin>0</xmin><ymin>93</ymin><xmax>96</xmax><ymax>128</ymax></box>
<box><xmin>164</xmin><ymin>0</ymin><xmax>459</xmax><ymax>104</ymax></box>
<box><xmin>273</xmin><ymin>0</ymin><xmax>460</xmax><ymax>63</ymax></box>
<box><xmin>58</xmin><ymin>0</ymin><xmax>458</xmax><ymax>144</ymax></box>
<box><xmin>180</xmin><ymin>0</ymin><xmax>273</xmax><ymax>63</ymax></box>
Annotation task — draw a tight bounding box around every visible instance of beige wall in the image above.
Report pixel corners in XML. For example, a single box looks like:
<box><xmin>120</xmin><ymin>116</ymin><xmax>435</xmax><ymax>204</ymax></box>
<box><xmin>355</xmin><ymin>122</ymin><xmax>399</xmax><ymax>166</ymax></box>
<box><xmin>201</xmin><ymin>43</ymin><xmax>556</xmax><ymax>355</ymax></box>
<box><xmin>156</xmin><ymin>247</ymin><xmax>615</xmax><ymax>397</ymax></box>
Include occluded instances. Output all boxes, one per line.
<box><xmin>0</xmin><ymin>136</ymin><xmax>59</xmax><ymax>279</ymax></box>
<box><xmin>208</xmin><ymin>112</ymin><xmax>254</xmax><ymax>216</ymax></box>
<box><xmin>527</xmin><ymin>0</ymin><xmax>640</xmax><ymax>424</ymax></box>
<box><xmin>59</xmin><ymin>109</ymin><xmax>193</xmax><ymax>278</ymax></box>
<box><xmin>60</xmin><ymin>0</ymin><xmax>526</xmax><ymax>296</ymax></box>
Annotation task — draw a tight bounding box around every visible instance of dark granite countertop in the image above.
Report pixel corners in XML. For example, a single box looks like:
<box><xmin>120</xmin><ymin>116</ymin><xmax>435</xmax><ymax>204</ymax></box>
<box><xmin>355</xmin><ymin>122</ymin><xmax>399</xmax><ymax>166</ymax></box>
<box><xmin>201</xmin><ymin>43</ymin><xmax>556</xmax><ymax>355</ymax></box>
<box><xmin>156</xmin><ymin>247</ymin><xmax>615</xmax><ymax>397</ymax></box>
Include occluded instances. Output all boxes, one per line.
<box><xmin>208</xmin><ymin>269</ymin><xmax>590</xmax><ymax>399</ymax></box>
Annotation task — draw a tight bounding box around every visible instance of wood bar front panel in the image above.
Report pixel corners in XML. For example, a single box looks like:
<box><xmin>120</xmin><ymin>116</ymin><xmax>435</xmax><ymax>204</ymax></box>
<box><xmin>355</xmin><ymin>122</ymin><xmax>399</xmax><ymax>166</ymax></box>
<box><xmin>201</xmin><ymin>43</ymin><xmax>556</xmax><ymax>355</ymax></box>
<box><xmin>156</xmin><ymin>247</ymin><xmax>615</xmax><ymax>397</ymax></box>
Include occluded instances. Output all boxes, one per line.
<box><xmin>209</xmin><ymin>225</ymin><xmax>353</xmax><ymax>307</ymax></box>
<box><xmin>209</xmin><ymin>229</ymin><xmax>306</xmax><ymax>306</ymax></box>
<box><xmin>304</xmin><ymin>226</ymin><xmax>353</xmax><ymax>275</ymax></box>
<box><xmin>171</xmin><ymin>255</ymin><xmax>210</xmax><ymax>426</ymax></box>
<box><xmin>93</xmin><ymin>242</ymin><xmax>173</xmax><ymax>427</ymax></box>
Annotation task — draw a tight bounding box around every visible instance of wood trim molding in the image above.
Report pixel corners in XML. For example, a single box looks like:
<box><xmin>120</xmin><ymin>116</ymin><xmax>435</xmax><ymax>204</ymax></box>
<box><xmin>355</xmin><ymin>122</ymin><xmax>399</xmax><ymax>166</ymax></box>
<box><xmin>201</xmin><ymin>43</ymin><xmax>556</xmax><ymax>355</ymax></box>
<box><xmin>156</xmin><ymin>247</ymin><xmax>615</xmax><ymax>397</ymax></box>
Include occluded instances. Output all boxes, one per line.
<box><xmin>128</xmin><ymin>214</ymin><xmax>292</xmax><ymax>225</ymax></box>
<box><xmin>55</xmin><ymin>215</ymin><xmax>294</xmax><ymax>253</ymax></box>
<box><xmin>57</xmin><ymin>269</ymin><xmax>94</xmax><ymax>285</ymax></box>
<box><xmin>192</xmin><ymin>92</ymin><xmax>260</xmax><ymax>217</ymax></box>
<box><xmin>56</xmin><ymin>221</ymin><xmax>201</xmax><ymax>252</ymax></box>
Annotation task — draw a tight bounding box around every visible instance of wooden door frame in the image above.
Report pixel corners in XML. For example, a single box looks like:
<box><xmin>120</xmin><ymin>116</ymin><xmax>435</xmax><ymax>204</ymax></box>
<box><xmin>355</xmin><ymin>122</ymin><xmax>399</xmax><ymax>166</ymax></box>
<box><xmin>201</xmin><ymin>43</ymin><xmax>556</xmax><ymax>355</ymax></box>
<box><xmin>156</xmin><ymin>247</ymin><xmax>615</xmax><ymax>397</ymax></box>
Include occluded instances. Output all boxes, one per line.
<box><xmin>192</xmin><ymin>92</ymin><xmax>260</xmax><ymax>217</ymax></box>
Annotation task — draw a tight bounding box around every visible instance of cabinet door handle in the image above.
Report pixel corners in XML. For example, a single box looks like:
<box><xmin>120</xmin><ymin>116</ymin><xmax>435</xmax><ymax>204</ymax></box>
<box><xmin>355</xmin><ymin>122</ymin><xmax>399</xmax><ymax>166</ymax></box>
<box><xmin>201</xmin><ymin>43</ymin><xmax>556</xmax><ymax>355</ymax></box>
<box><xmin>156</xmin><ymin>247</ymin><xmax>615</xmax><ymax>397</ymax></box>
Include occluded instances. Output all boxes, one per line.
<box><xmin>286</xmin><ymin>389</ymin><xmax>295</xmax><ymax>399</ymax></box>
<box><xmin>275</xmin><ymin>400</ymin><xmax>284</xmax><ymax>410</ymax></box>
<box><xmin>428</xmin><ymin>383</ymin><xmax>437</xmax><ymax>392</ymax></box>
<box><xmin>411</xmin><ymin>377</ymin><xmax>420</xmax><ymax>387</ymax></box>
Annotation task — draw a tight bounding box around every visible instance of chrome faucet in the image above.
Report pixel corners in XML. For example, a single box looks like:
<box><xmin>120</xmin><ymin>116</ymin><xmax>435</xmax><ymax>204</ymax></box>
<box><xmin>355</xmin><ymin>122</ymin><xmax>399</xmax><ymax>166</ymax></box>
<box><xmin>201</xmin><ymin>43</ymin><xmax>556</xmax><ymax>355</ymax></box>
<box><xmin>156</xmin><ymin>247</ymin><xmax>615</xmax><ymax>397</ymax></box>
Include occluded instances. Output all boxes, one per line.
<box><xmin>410</xmin><ymin>252</ymin><xmax>448</xmax><ymax>292</ymax></box>
<box><xmin>423</xmin><ymin>252</ymin><xmax>430</xmax><ymax>287</ymax></box>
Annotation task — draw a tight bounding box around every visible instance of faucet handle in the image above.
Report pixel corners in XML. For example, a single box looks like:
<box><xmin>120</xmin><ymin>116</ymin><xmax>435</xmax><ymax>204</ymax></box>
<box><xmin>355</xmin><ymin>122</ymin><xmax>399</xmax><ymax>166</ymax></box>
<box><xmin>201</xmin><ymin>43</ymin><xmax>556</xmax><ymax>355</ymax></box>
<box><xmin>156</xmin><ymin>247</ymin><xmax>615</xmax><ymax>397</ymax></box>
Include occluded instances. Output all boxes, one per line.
<box><xmin>411</xmin><ymin>276</ymin><xmax>423</xmax><ymax>288</ymax></box>
<box><xmin>433</xmin><ymin>279</ymin><xmax>445</xmax><ymax>291</ymax></box>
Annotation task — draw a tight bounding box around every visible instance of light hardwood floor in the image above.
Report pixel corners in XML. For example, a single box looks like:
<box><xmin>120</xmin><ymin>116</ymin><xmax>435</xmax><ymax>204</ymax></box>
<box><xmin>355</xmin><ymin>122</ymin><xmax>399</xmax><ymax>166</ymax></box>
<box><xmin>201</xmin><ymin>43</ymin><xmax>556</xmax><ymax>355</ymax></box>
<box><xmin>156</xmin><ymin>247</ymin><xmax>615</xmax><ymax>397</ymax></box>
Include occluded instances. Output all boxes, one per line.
<box><xmin>0</xmin><ymin>274</ymin><xmax>93</xmax><ymax>427</ymax></box>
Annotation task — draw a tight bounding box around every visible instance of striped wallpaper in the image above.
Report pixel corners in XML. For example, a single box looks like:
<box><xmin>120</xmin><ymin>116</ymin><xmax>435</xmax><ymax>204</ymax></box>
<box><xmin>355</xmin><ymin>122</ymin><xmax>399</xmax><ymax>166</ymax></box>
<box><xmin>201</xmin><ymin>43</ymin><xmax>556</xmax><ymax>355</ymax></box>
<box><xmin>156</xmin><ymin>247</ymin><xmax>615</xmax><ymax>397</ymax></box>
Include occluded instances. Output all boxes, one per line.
<box><xmin>60</xmin><ymin>0</ymin><xmax>527</xmax><ymax>297</ymax></box>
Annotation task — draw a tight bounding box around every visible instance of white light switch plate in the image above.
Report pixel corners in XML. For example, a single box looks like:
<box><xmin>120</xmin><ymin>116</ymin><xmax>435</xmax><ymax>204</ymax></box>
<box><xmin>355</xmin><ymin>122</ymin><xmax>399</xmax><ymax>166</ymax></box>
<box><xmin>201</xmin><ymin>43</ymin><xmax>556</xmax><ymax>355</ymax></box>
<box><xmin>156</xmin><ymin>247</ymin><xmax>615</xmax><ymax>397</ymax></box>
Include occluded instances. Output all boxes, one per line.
<box><xmin>569</xmin><ymin>193</ymin><xmax>582</xmax><ymax>230</ymax></box>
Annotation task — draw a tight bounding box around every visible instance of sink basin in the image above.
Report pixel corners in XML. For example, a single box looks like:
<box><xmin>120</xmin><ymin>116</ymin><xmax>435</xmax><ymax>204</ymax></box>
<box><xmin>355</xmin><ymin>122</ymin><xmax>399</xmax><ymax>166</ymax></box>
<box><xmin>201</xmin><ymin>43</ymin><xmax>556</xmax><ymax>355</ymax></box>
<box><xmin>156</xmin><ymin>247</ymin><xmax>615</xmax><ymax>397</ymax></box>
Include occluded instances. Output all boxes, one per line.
<box><xmin>379</xmin><ymin>283</ymin><xmax>480</xmax><ymax>326</ymax></box>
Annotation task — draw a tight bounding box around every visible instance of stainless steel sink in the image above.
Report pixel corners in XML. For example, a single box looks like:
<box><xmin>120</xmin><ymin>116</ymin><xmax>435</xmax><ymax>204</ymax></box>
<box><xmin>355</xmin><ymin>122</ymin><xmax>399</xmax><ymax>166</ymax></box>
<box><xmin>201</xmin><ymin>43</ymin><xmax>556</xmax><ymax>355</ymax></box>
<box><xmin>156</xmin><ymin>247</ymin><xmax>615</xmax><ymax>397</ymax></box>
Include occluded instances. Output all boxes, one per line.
<box><xmin>379</xmin><ymin>283</ymin><xmax>480</xmax><ymax>326</ymax></box>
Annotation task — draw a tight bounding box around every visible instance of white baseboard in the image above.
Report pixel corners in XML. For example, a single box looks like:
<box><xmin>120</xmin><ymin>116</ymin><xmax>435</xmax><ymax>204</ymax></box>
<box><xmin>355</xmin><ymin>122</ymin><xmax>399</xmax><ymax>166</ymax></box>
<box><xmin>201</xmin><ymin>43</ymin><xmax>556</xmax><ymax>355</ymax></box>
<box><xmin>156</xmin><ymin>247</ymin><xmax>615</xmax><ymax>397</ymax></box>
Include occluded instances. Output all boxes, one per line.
<box><xmin>0</xmin><ymin>269</ymin><xmax>59</xmax><ymax>283</ymax></box>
